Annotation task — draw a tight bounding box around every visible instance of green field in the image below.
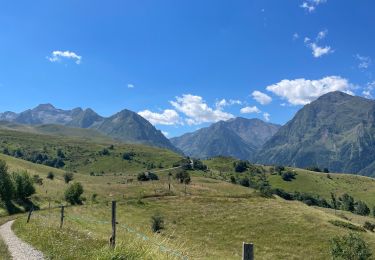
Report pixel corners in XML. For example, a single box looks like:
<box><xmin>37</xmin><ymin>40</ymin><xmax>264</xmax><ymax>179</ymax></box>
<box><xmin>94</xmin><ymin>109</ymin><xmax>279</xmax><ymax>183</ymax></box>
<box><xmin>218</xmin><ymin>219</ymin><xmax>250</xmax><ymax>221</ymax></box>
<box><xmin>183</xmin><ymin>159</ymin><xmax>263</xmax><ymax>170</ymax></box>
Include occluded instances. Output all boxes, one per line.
<box><xmin>2</xmin><ymin>130</ymin><xmax>375</xmax><ymax>258</ymax></box>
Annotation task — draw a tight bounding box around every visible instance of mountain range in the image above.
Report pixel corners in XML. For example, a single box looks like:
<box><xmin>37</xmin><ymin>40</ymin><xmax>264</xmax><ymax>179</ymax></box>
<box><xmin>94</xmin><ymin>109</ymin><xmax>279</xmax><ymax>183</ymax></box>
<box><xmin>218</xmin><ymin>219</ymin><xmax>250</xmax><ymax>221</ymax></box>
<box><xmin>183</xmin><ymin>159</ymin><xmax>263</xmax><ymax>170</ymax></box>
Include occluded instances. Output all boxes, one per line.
<box><xmin>3</xmin><ymin>91</ymin><xmax>375</xmax><ymax>176</ymax></box>
<box><xmin>0</xmin><ymin>104</ymin><xmax>178</xmax><ymax>152</ymax></box>
<box><xmin>256</xmin><ymin>91</ymin><xmax>375</xmax><ymax>176</ymax></box>
<box><xmin>171</xmin><ymin>118</ymin><xmax>280</xmax><ymax>159</ymax></box>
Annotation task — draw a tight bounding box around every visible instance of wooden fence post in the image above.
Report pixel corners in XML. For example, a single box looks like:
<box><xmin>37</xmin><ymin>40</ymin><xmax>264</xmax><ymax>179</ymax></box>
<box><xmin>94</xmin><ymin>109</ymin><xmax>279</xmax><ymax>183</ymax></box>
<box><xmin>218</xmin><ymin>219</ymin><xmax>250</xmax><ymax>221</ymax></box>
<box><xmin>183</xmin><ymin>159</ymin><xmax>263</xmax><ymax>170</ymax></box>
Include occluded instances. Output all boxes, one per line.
<box><xmin>242</xmin><ymin>242</ymin><xmax>254</xmax><ymax>260</ymax></box>
<box><xmin>60</xmin><ymin>205</ymin><xmax>65</xmax><ymax>229</ymax></box>
<box><xmin>110</xmin><ymin>201</ymin><xmax>117</xmax><ymax>248</ymax></box>
<box><xmin>26</xmin><ymin>205</ymin><xmax>34</xmax><ymax>223</ymax></box>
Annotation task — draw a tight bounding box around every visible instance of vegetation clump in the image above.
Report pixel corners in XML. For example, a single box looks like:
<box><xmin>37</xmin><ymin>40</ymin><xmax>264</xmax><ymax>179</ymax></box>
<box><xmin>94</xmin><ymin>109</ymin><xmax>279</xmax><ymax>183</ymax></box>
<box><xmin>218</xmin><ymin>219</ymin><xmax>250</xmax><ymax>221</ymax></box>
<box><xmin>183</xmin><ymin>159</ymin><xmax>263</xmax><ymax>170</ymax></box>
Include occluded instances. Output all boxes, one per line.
<box><xmin>151</xmin><ymin>213</ymin><xmax>164</xmax><ymax>233</ymax></box>
<box><xmin>63</xmin><ymin>172</ymin><xmax>74</xmax><ymax>184</ymax></box>
<box><xmin>64</xmin><ymin>182</ymin><xmax>84</xmax><ymax>205</ymax></box>
<box><xmin>47</xmin><ymin>172</ymin><xmax>55</xmax><ymax>180</ymax></box>
<box><xmin>330</xmin><ymin>233</ymin><xmax>372</xmax><ymax>260</ymax></box>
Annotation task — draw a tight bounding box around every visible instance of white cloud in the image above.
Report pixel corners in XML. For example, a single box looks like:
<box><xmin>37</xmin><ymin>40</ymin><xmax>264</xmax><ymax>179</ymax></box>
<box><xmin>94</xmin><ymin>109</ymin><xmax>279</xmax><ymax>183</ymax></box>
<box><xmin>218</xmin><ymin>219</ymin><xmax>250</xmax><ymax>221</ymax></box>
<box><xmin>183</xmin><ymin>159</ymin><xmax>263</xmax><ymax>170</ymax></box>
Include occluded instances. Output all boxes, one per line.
<box><xmin>309</xmin><ymin>43</ymin><xmax>333</xmax><ymax>58</ymax></box>
<box><xmin>304</xmin><ymin>30</ymin><xmax>333</xmax><ymax>58</ymax></box>
<box><xmin>263</xmin><ymin>112</ymin><xmax>271</xmax><ymax>122</ymax></box>
<box><xmin>161</xmin><ymin>131</ymin><xmax>169</xmax><ymax>137</ymax></box>
<box><xmin>266</xmin><ymin>76</ymin><xmax>354</xmax><ymax>105</ymax></box>
<box><xmin>300</xmin><ymin>0</ymin><xmax>327</xmax><ymax>12</ymax></box>
<box><xmin>362</xmin><ymin>81</ymin><xmax>375</xmax><ymax>99</ymax></box>
<box><xmin>48</xmin><ymin>50</ymin><xmax>82</xmax><ymax>64</ymax></box>
<box><xmin>356</xmin><ymin>54</ymin><xmax>371</xmax><ymax>69</ymax></box>
<box><xmin>138</xmin><ymin>109</ymin><xmax>181</xmax><ymax>125</ymax></box>
<box><xmin>127</xmin><ymin>84</ymin><xmax>135</xmax><ymax>88</ymax></box>
<box><xmin>215</xmin><ymin>99</ymin><xmax>242</xmax><ymax>109</ymax></box>
<box><xmin>316</xmin><ymin>29</ymin><xmax>328</xmax><ymax>41</ymax></box>
<box><xmin>252</xmin><ymin>90</ymin><xmax>272</xmax><ymax>105</ymax></box>
<box><xmin>170</xmin><ymin>94</ymin><xmax>234</xmax><ymax>125</ymax></box>
<box><xmin>293</xmin><ymin>33</ymin><xmax>299</xmax><ymax>40</ymax></box>
<box><xmin>240</xmin><ymin>106</ymin><xmax>261</xmax><ymax>114</ymax></box>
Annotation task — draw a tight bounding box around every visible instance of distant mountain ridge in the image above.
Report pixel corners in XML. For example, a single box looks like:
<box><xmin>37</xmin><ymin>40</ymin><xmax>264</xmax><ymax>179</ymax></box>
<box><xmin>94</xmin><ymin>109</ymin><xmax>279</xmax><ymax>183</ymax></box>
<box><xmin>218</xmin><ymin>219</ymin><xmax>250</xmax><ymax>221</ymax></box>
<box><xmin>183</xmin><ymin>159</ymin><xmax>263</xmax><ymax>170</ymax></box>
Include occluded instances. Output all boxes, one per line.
<box><xmin>0</xmin><ymin>104</ymin><xmax>178</xmax><ymax>152</ymax></box>
<box><xmin>256</xmin><ymin>91</ymin><xmax>375</xmax><ymax>176</ymax></box>
<box><xmin>171</xmin><ymin>117</ymin><xmax>281</xmax><ymax>159</ymax></box>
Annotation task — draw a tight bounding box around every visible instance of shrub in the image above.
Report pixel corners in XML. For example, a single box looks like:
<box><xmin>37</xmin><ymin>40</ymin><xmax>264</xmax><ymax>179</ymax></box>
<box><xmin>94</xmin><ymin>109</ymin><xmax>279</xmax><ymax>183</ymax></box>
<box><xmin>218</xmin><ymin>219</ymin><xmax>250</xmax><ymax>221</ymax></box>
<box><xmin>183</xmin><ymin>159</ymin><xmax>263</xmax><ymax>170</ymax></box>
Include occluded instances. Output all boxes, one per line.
<box><xmin>137</xmin><ymin>173</ymin><xmax>149</xmax><ymax>181</ymax></box>
<box><xmin>239</xmin><ymin>177</ymin><xmax>250</xmax><ymax>187</ymax></box>
<box><xmin>306</xmin><ymin>166</ymin><xmax>322</xmax><ymax>172</ymax></box>
<box><xmin>100</xmin><ymin>148</ymin><xmax>110</xmax><ymax>156</ymax></box>
<box><xmin>281</xmin><ymin>171</ymin><xmax>296</xmax><ymax>181</ymax></box>
<box><xmin>47</xmin><ymin>172</ymin><xmax>55</xmax><ymax>180</ymax></box>
<box><xmin>230</xmin><ymin>175</ymin><xmax>236</xmax><ymax>184</ymax></box>
<box><xmin>273</xmin><ymin>188</ymin><xmax>293</xmax><ymax>200</ymax></box>
<box><xmin>63</xmin><ymin>172</ymin><xmax>74</xmax><ymax>184</ymax></box>
<box><xmin>275</xmin><ymin>165</ymin><xmax>285</xmax><ymax>174</ymax></box>
<box><xmin>364</xmin><ymin>221</ymin><xmax>375</xmax><ymax>232</ymax></box>
<box><xmin>355</xmin><ymin>201</ymin><xmax>370</xmax><ymax>216</ymax></box>
<box><xmin>330</xmin><ymin>233</ymin><xmax>372</xmax><ymax>260</ymax></box>
<box><xmin>175</xmin><ymin>170</ymin><xmax>190</xmax><ymax>184</ymax></box>
<box><xmin>148</xmin><ymin>172</ymin><xmax>159</xmax><ymax>181</ymax></box>
<box><xmin>151</xmin><ymin>213</ymin><xmax>164</xmax><ymax>233</ymax></box>
<box><xmin>340</xmin><ymin>193</ymin><xmax>355</xmax><ymax>212</ymax></box>
<box><xmin>64</xmin><ymin>182</ymin><xmax>84</xmax><ymax>205</ymax></box>
<box><xmin>193</xmin><ymin>159</ymin><xmax>207</xmax><ymax>171</ymax></box>
<box><xmin>234</xmin><ymin>160</ymin><xmax>249</xmax><ymax>173</ymax></box>
<box><xmin>12</xmin><ymin>171</ymin><xmax>35</xmax><ymax>201</ymax></box>
<box><xmin>122</xmin><ymin>152</ymin><xmax>135</xmax><ymax>160</ymax></box>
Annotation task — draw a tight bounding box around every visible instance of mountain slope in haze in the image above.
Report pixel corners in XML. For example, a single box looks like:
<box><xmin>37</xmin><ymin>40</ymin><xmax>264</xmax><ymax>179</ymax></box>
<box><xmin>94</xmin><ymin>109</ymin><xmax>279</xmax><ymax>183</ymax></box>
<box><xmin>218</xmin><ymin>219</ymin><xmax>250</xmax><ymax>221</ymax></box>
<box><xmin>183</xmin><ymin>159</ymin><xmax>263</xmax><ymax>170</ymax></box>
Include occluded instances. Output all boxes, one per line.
<box><xmin>171</xmin><ymin>118</ymin><xmax>280</xmax><ymax>159</ymax></box>
<box><xmin>0</xmin><ymin>104</ymin><xmax>178</xmax><ymax>152</ymax></box>
<box><xmin>256</xmin><ymin>91</ymin><xmax>375</xmax><ymax>176</ymax></box>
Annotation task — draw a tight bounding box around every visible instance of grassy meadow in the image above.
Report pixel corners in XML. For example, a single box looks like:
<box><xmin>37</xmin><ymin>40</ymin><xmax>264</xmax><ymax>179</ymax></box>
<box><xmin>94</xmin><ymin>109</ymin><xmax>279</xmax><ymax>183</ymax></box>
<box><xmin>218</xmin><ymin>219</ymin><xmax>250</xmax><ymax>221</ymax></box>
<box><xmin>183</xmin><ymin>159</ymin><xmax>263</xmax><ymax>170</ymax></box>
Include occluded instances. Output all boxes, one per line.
<box><xmin>2</xmin><ymin>130</ymin><xmax>375</xmax><ymax>258</ymax></box>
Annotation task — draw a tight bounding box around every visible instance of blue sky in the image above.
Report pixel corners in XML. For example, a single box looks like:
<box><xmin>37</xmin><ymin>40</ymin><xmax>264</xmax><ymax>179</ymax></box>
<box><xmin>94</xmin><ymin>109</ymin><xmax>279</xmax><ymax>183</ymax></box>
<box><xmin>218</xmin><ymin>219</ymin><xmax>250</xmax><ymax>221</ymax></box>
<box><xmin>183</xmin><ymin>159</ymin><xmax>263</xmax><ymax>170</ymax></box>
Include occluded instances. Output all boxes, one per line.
<box><xmin>0</xmin><ymin>0</ymin><xmax>374</xmax><ymax>137</ymax></box>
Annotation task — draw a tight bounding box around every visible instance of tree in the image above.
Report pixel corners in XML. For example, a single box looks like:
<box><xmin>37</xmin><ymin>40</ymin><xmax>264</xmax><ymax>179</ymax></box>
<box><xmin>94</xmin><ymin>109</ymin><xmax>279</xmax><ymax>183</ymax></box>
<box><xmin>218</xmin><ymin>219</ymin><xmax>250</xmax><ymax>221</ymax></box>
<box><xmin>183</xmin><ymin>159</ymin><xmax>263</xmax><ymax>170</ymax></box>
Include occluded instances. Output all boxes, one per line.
<box><xmin>63</xmin><ymin>172</ymin><xmax>74</xmax><ymax>184</ymax></box>
<box><xmin>230</xmin><ymin>175</ymin><xmax>236</xmax><ymax>184</ymax></box>
<box><xmin>12</xmin><ymin>171</ymin><xmax>35</xmax><ymax>201</ymax></box>
<box><xmin>0</xmin><ymin>160</ymin><xmax>14</xmax><ymax>202</ymax></box>
<box><xmin>148</xmin><ymin>172</ymin><xmax>159</xmax><ymax>181</ymax></box>
<box><xmin>281</xmin><ymin>171</ymin><xmax>296</xmax><ymax>181</ymax></box>
<box><xmin>234</xmin><ymin>160</ymin><xmax>249</xmax><ymax>173</ymax></box>
<box><xmin>57</xmin><ymin>148</ymin><xmax>65</xmax><ymax>158</ymax></box>
<box><xmin>323</xmin><ymin>168</ymin><xmax>330</xmax><ymax>173</ymax></box>
<box><xmin>64</xmin><ymin>182</ymin><xmax>84</xmax><ymax>205</ymax></box>
<box><xmin>355</xmin><ymin>201</ymin><xmax>370</xmax><ymax>216</ymax></box>
<box><xmin>193</xmin><ymin>160</ymin><xmax>207</xmax><ymax>171</ymax></box>
<box><xmin>330</xmin><ymin>233</ymin><xmax>372</xmax><ymax>260</ymax></box>
<box><xmin>122</xmin><ymin>152</ymin><xmax>135</xmax><ymax>160</ymax></box>
<box><xmin>340</xmin><ymin>193</ymin><xmax>355</xmax><ymax>212</ymax></box>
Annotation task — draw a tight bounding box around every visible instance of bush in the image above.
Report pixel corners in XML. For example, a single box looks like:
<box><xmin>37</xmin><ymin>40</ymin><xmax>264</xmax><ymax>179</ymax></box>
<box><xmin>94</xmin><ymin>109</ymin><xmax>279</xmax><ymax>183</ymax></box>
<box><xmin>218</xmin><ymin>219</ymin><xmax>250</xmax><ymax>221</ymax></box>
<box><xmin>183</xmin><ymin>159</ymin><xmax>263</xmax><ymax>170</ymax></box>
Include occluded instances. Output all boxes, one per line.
<box><xmin>330</xmin><ymin>233</ymin><xmax>372</xmax><ymax>260</ymax></box>
<box><xmin>273</xmin><ymin>188</ymin><xmax>293</xmax><ymax>200</ymax></box>
<box><xmin>281</xmin><ymin>171</ymin><xmax>296</xmax><ymax>181</ymax></box>
<box><xmin>63</xmin><ymin>172</ymin><xmax>74</xmax><ymax>184</ymax></box>
<box><xmin>137</xmin><ymin>173</ymin><xmax>149</xmax><ymax>181</ymax></box>
<box><xmin>122</xmin><ymin>152</ymin><xmax>135</xmax><ymax>160</ymax></box>
<box><xmin>175</xmin><ymin>170</ymin><xmax>190</xmax><ymax>184</ymax></box>
<box><xmin>355</xmin><ymin>201</ymin><xmax>370</xmax><ymax>216</ymax></box>
<box><xmin>239</xmin><ymin>177</ymin><xmax>250</xmax><ymax>187</ymax></box>
<box><xmin>100</xmin><ymin>148</ymin><xmax>110</xmax><ymax>156</ymax></box>
<box><xmin>193</xmin><ymin>159</ymin><xmax>207</xmax><ymax>171</ymax></box>
<box><xmin>340</xmin><ymin>193</ymin><xmax>355</xmax><ymax>212</ymax></box>
<box><xmin>234</xmin><ymin>160</ymin><xmax>249</xmax><ymax>173</ymax></box>
<box><xmin>64</xmin><ymin>182</ymin><xmax>84</xmax><ymax>205</ymax></box>
<box><xmin>364</xmin><ymin>221</ymin><xmax>375</xmax><ymax>232</ymax></box>
<box><xmin>306</xmin><ymin>166</ymin><xmax>322</xmax><ymax>172</ymax></box>
<box><xmin>0</xmin><ymin>160</ymin><xmax>14</xmax><ymax>202</ymax></box>
<box><xmin>229</xmin><ymin>175</ymin><xmax>236</xmax><ymax>184</ymax></box>
<box><xmin>275</xmin><ymin>165</ymin><xmax>285</xmax><ymax>174</ymax></box>
<box><xmin>47</xmin><ymin>172</ymin><xmax>55</xmax><ymax>180</ymax></box>
<box><xmin>151</xmin><ymin>213</ymin><xmax>164</xmax><ymax>233</ymax></box>
<box><xmin>148</xmin><ymin>172</ymin><xmax>159</xmax><ymax>181</ymax></box>
<box><xmin>12</xmin><ymin>171</ymin><xmax>35</xmax><ymax>201</ymax></box>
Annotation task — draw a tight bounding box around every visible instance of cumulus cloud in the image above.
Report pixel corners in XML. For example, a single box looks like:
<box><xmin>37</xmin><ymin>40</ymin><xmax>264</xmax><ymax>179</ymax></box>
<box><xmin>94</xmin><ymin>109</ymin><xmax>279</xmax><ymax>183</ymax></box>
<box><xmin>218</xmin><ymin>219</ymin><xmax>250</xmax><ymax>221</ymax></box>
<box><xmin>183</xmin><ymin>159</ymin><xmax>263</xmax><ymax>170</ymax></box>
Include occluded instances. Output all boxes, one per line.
<box><xmin>138</xmin><ymin>109</ymin><xmax>181</xmax><ymax>125</ymax></box>
<box><xmin>170</xmin><ymin>94</ymin><xmax>234</xmax><ymax>125</ymax></box>
<box><xmin>127</xmin><ymin>84</ymin><xmax>135</xmax><ymax>88</ymax></box>
<box><xmin>48</xmin><ymin>50</ymin><xmax>82</xmax><ymax>64</ymax></box>
<box><xmin>266</xmin><ymin>76</ymin><xmax>354</xmax><ymax>105</ymax></box>
<box><xmin>356</xmin><ymin>54</ymin><xmax>371</xmax><ymax>69</ymax></box>
<box><xmin>240</xmin><ymin>106</ymin><xmax>261</xmax><ymax>114</ymax></box>
<box><xmin>300</xmin><ymin>0</ymin><xmax>327</xmax><ymax>12</ymax></box>
<box><xmin>304</xmin><ymin>31</ymin><xmax>333</xmax><ymax>58</ymax></box>
<box><xmin>215</xmin><ymin>99</ymin><xmax>242</xmax><ymax>109</ymax></box>
<box><xmin>263</xmin><ymin>112</ymin><xmax>271</xmax><ymax>122</ymax></box>
<box><xmin>293</xmin><ymin>33</ymin><xmax>299</xmax><ymax>40</ymax></box>
<box><xmin>252</xmin><ymin>90</ymin><xmax>272</xmax><ymax>105</ymax></box>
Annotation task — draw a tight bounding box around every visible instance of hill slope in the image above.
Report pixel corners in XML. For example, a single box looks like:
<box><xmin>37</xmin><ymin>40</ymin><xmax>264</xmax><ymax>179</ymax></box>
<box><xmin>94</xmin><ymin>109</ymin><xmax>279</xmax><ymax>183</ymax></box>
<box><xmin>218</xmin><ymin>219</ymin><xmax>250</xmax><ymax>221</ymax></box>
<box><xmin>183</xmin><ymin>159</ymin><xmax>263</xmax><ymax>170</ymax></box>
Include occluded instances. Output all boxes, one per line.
<box><xmin>171</xmin><ymin>117</ymin><xmax>280</xmax><ymax>159</ymax></box>
<box><xmin>0</xmin><ymin>104</ymin><xmax>178</xmax><ymax>152</ymax></box>
<box><xmin>256</xmin><ymin>91</ymin><xmax>375</xmax><ymax>176</ymax></box>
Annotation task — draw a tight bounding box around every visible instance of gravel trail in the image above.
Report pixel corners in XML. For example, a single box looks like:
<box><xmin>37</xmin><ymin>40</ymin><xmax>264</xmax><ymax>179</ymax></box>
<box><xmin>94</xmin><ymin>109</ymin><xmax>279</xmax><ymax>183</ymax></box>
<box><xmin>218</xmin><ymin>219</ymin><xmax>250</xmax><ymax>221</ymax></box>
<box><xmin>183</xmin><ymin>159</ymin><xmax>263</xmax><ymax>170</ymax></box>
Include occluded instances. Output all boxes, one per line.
<box><xmin>0</xmin><ymin>220</ymin><xmax>44</xmax><ymax>260</ymax></box>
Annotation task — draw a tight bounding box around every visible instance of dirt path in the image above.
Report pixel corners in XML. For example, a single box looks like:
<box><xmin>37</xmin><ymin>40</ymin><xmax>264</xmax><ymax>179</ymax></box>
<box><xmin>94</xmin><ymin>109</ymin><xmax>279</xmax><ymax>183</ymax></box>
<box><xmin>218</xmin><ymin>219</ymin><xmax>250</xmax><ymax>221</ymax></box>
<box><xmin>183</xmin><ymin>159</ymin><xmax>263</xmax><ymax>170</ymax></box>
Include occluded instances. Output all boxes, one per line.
<box><xmin>0</xmin><ymin>220</ymin><xmax>44</xmax><ymax>260</ymax></box>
